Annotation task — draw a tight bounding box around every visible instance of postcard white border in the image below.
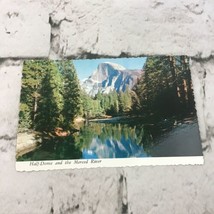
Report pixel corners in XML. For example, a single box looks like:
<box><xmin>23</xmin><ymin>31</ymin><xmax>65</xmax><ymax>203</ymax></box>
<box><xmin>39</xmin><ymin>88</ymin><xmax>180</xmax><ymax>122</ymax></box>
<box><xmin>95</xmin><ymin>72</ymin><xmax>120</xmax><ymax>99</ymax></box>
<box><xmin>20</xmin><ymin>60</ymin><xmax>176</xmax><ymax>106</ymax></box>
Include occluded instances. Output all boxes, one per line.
<box><xmin>16</xmin><ymin>156</ymin><xmax>204</xmax><ymax>171</ymax></box>
<box><xmin>16</xmin><ymin>57</ymin><xmax>204</xmax><ymax>172</ymax></box>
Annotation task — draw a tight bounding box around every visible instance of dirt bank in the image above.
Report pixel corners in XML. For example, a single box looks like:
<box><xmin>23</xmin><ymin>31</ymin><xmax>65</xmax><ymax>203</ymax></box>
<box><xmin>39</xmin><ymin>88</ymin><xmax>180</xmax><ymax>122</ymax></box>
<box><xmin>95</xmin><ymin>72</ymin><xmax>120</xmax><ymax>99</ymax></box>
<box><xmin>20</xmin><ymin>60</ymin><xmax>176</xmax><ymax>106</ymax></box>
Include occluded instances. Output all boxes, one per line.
<box><xmin>16</xmin><ymin>132</ymin><xmax>42</xmax><ymax>158</ymax></box>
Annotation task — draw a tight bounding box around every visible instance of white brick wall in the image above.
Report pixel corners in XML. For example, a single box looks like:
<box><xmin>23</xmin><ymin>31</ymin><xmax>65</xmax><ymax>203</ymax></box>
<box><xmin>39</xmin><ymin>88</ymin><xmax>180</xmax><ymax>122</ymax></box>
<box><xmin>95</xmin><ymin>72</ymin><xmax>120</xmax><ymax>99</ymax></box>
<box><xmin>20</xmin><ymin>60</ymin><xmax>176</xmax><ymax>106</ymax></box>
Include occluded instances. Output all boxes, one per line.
<box><xmin>0</xmin><ymin>0</ymin><xmax>214</xmax><ymax>213</ymax></box>
<box><xmin>0</xmin><ymin>1</ymin><xmax>50</xmax><ymax>58</ymax></box>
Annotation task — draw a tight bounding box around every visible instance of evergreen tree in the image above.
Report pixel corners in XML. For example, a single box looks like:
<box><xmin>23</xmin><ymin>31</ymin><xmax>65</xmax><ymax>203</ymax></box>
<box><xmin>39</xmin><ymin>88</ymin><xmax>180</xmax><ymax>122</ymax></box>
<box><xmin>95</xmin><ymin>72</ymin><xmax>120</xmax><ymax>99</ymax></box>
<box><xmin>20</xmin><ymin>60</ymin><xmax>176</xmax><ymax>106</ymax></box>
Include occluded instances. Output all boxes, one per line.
<box><xmin>19</xmin><ymin>103</ymin><xmax>32</xmax><ymax>130</ymax></box>
<box><xmin>134</xmin><ymin>56</ymin><xmax>195</xmax><ymax>117</ymax></box>
<box><xmin>19</xmin><ymin>60</ymin><xmax>49</xmax><ymax>130</ymax></box>
<box><xmin>130</xmin><ymin>90</ymin><xmax>141</xmax><ymax>114</ymax></box>
<box><xmin>118</xmin><ymin>86</ymin><xmax>132</xmax><ymax>113</ymax></box>
<box><xmin>57</xmin><ymin>61</ymin><xmax>82</xmax><ymax>129</ymax></box>
<box><xmin>80</xmin><ymin>90</ymin><xmax>94</xmax><ymax>119</ymax></box>
<box><xmin>111</xmin><ymin>90</ymin><xmax>119</xmax><ymax>115</ymax></box>
<box><xmin>36</xmin><ymin>61</ymin><xmax>64</xmax><ymax>131</ymax></box>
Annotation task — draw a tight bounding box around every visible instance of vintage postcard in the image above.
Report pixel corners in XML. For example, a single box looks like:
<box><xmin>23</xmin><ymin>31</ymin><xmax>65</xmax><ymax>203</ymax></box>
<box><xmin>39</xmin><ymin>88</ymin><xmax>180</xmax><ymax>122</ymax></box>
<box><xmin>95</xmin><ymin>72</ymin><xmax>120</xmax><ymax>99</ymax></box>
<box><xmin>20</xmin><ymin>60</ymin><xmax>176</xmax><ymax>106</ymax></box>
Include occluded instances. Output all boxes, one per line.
<box><xmin>16</xmin><ymin>56</ymin><xmax>203</xmax><ymax>171</ymax></box>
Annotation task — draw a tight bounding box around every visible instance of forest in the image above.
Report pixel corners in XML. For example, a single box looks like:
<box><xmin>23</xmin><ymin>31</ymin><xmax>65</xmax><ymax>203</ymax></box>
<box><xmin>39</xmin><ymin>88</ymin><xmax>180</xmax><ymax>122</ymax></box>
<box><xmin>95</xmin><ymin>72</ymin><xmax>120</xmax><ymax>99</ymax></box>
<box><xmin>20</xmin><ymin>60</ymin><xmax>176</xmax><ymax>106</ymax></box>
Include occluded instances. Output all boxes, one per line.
<box><xmin>19</xmin><ymin>56</ymin><xmax>195</xmax><ymax>135</ymax></box>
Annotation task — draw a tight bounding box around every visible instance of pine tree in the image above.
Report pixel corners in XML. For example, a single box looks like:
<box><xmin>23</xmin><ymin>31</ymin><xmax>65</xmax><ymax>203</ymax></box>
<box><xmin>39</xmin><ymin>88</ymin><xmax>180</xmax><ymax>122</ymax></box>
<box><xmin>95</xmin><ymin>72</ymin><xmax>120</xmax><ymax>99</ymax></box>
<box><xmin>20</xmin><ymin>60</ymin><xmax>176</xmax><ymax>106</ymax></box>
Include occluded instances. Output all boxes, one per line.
<box><xmin>19</xmin><ymin>60</ymin><xmax>49</xmax><ymax>130</ymax></box>
<box><xmin>57</xmin><ymin>61</ymin><xmax>82</xmax><ymax>129</ymax></box>
<box><xmin>118</xmin><ymin>86</ymin><xmax>132</xmax><ymax>113</ymax></box>
<box><xmin>134</xmin><ymin>56</ymin><xmax>194</xmax><ymax>117</ymax></box>
<box><xmin>36</xmin><ymin>61</ymin><xmax>64</xmax><ymax>131</ymax></box>
<box><xmin>111</xmin><ymin>90</ymin><xmax>119</xmax><ymax>114</ymax></box>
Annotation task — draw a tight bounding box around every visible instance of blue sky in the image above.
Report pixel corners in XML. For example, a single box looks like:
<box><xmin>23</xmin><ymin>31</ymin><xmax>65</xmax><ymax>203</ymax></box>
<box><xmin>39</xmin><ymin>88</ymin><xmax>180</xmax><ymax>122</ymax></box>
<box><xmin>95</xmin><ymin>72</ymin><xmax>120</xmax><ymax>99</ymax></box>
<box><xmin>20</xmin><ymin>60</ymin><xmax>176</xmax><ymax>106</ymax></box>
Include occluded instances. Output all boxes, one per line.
<box><xmin>73</xmin><ymin>57</ymin><xmax>147</xmax><ymax>81</ymax></box>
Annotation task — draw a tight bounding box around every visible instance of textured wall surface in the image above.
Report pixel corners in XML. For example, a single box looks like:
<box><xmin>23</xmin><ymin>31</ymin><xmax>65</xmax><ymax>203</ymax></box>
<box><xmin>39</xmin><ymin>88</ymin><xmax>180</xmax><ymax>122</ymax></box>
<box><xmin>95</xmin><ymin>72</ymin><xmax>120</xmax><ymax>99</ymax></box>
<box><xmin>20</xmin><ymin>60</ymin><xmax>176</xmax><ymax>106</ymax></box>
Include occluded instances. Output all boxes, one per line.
<box><xmin>0</xmin><ymin>0</ymin><xmax>214</xmax><ymax>213</ymax></box>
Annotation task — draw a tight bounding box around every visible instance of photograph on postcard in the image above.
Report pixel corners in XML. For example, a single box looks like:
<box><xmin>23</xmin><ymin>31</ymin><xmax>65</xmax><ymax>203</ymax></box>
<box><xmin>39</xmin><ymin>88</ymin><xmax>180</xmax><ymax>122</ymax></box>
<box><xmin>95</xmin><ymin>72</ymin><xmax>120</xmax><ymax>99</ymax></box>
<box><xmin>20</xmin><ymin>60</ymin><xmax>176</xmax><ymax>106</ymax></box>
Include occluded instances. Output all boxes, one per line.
<box><xmin>16</xmin><ymin>56</ymin><xmax>203</xmax><ymax>171</ymax></box>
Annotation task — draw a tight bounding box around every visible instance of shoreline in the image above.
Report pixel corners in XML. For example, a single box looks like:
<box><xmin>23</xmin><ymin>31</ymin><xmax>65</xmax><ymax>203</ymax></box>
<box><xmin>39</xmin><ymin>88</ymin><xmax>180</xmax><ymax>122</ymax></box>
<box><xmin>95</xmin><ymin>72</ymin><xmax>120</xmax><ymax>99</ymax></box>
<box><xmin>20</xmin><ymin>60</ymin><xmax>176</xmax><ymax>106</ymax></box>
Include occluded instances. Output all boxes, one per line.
<box><xmin>16</xmin><ymin>115</ymin><xmax>197</xmax><ymax>159</ymax></box>
<box><xmin>16</xmin><ymin>131</ymin><xmax>42</xmax><ymax>158</ymax></box>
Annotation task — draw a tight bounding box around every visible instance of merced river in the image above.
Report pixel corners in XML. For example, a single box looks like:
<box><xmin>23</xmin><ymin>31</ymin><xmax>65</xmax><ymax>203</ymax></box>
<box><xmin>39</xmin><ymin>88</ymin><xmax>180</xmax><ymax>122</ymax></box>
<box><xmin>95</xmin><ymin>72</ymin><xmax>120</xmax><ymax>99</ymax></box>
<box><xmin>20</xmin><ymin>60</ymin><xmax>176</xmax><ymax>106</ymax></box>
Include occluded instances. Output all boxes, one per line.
<box><xmin>17</xmin><ymin>118</ymin><xmax>202</xmax><ymax>161</ymax></box>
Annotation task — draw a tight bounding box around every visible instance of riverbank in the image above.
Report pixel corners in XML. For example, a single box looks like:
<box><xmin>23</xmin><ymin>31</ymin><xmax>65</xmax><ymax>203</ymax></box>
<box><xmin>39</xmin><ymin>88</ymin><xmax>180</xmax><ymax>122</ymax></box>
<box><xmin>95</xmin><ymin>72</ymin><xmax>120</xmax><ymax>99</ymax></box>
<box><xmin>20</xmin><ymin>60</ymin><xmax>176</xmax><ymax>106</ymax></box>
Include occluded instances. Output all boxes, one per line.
<box><xmin>89</xmin><ymin>115</ymin><xmax>144</xmax><ymax>124</ymax></box>
<box><xmin>89</xmin><ymin>114</ymin><xmax>197</xmax><ymax>128</ymax></box>
<box><xmin>16</xmin><ymin>119</ymin><xmax>82</xmax><ymax>158</ymax></box>
<box><xmin>16</xmin><ymin>114</ymin><xmax>200</xmax><ymax>160</ymax></box>
<box><xmin>16</xmin><ymin>131</ymin><xmax>42</xmax><ymax>158</ymax></box>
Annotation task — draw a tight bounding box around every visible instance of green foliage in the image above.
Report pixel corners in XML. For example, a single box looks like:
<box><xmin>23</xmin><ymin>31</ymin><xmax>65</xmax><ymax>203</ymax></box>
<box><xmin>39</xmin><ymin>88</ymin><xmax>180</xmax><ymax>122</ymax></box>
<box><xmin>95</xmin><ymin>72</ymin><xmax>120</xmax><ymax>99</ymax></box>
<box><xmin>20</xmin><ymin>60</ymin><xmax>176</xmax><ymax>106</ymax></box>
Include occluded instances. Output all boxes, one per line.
<box><xmin>118</xmin><ymin>87</ymin><xmax>132</xmax><ymax>113</ymax></box>
<box><xmin>89</xmin><ymin>88</ymin><xmax>134</xmax><ymax>117</ymax></box>
<box><xmin>99</xmin><ymin>90</ymin><xmax>120</xmax><ymax>115</ymax></box>
<box><xmin>19</xmin><ymin>60</ymin><xmax>82</xmax><ymax>132</ymax></box>
<box><xmin>19</xmin><ymin>103</ymin><xmax>32</xmax><ymax>131</ymax></box>
<box><xmin>19</xmin><ymin>56</ymin><xmax>194</xmax><ymax>134</ymax></box>
<box><xmin>134</xmin><ymin>56</ymin><xmax>195</xmax><ymax>117</ymax></box>
<box><xmin>36</xmin><ymin>61</ymin><xmax>64</xmax><ymax>131</ymax></box>
<box><xmin>19</xmin><ymin>60</ymin><xmax>50</xmax><ymax>130</ymax></box>
<box><xmin>81</xmin><ymin>90</ymin><xmax>103</xmax><ymax>118</ymax></box>
<box><xmin>79</xmin><ymin>86</ymin><xmax>136</xmax><ymax>118</ymax></box>
<box><xmin>57</xmin><ymin>61</ymin><xmax>82</xmax><ymax>129</ymax></box>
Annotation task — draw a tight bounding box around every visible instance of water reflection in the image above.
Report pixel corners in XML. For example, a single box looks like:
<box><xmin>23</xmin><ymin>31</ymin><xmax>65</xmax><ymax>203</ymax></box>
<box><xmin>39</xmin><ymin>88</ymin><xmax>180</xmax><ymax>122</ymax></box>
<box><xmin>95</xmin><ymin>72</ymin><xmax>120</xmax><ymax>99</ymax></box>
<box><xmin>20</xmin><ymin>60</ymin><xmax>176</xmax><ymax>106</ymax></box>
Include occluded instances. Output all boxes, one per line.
<box><xmin>17</xmin><ymin>117</ymin><xmax>202</xmax><ymax>161</ymax></box>
<box><xmin>76</xmin><ymin>123</ymin><xmax>153</xmax><ymax>159</ymax></box>
<box><xmin>18</xmin><ymin>122</ymin><xmax>156</xmax><ymax>161</ymax></box>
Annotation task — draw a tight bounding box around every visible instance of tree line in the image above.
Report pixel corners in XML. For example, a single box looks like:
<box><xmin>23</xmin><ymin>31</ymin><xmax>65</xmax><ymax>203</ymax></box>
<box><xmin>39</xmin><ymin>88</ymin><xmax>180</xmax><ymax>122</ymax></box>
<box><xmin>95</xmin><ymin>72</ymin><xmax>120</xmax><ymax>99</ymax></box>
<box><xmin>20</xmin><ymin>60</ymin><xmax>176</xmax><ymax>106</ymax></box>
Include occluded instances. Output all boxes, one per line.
<box><xmin>19</xmin><ymin>56</ymin><xmax>195</xmax><ymax>133</ymax></box>
<box><xmin>80</xmin><ymin>56</ymin><xmax>195</xmax><ymax>119</ymax></box>
<box><xmin>19</xmin><ymin>60</ymin><xmax>81</xmax><ymax>132</ymax></box>
<box><xmin>80</xmin><ymin>87</ymin><xmax>133</xmax><ymax>118</ymax></box>
<box><xmin>134</xmin><ymin>56</ymin><xmax>195</xmax><ymax>118</ymax></box>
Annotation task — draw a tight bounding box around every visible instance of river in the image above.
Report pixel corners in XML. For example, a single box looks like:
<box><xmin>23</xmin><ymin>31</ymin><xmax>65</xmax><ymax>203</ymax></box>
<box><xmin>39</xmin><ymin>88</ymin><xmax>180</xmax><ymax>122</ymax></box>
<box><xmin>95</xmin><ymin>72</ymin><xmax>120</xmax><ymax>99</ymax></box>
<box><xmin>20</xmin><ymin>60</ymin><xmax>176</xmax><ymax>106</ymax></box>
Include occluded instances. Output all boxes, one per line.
<box><xmin>17</xmin><ymin>118</ymin><xmax>203</xmax><ymax>161</ymax></box>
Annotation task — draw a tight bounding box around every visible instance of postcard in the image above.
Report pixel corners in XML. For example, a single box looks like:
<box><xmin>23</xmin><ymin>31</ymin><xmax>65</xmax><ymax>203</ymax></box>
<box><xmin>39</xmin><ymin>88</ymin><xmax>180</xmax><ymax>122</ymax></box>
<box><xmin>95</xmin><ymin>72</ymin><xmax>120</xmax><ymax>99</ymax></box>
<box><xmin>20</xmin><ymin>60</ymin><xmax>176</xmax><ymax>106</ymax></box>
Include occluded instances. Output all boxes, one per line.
<box><xmin>16</xmin><ymin>56</ymin><xmax>203</xmax><ymax>171</ymax></box>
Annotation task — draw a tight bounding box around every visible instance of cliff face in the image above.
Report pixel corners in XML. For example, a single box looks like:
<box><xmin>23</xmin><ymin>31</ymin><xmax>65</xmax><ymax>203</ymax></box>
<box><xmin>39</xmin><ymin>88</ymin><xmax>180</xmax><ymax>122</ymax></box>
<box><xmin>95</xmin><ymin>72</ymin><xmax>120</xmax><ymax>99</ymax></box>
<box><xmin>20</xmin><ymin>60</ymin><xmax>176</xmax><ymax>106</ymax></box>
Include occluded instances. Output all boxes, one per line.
<box><xmin>82</xmin><ymin>62</ymin><xmax>142</xmax><ymax>96</ymax></box>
